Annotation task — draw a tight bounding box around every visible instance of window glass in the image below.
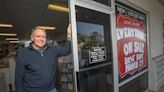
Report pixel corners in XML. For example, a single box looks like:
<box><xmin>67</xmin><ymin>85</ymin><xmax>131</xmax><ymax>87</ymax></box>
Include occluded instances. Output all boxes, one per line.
<box><xmin>119</xmin><ymin>72</ymin><xmax>148</xmax><ymax>92</ymax></box>
<box><xmin>75</xmin><ymin>5</ymin><xmax>113</xmax><ymax>92</ymax></box>
<box><xmin>116</xmin><ymin>2</ymin><xmax>148</xmax><ymax>82</ymax></box>
<box><xmin>76</xmin><ymin>6</ymin><xmax>112</xmax><ymax>69</ymax></box>
<box><xmin>77</xmin><ymin>64</ymin><xmax>113</xmax><ymax>92</ymax></box>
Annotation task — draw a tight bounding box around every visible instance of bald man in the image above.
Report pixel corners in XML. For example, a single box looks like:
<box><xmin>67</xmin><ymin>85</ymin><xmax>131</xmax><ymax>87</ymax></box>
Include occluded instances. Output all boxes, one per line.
<box><xmin>15</xmin><ymin>25</ymin><xmax>72</xmax><ymax>92</ymax></box>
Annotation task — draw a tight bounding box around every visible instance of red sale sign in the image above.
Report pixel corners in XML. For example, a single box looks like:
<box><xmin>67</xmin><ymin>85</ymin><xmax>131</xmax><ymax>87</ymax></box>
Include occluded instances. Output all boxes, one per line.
<box><xmin>116</xmin><ymin>7</ymin><xmax>147</xmax><ymax>79</ymax></box>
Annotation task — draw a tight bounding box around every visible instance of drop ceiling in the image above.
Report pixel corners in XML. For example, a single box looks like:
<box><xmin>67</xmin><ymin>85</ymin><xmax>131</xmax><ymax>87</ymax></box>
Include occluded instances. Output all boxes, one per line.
<box><xmin>0</xmin><ymin>0</ymin><xmax>69</xmax><ymax>42</ymax></box>
<box><xmin>0</xmin><ymin>0</ymin><xmax>164</xmax><ymax>42</ymax></box>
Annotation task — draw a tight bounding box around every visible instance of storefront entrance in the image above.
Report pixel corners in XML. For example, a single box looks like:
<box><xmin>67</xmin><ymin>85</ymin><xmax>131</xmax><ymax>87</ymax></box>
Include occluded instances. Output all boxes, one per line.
<box><xmin>69</xmin><ymin>0</ymin><xmax>115</xmax><ymax>92</ymax></box>
<box><xmin>0</xmin><ymin>0</ymin><xmax>149</xmax><ymax>92</ymax></box>
<box><xmin>69</xmin><ymin>0</ymin><xmax>149</xmax><ymax>92</ymax></box>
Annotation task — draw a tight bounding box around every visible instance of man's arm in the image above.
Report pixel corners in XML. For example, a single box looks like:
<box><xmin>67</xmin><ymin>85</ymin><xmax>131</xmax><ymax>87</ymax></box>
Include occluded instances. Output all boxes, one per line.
<box><xmin>56</xmin><ymin>24</ymin><xmax>72</xmax><ymax>56</ymax></box>
<box><xmin>67</xmin><ymin>24</ymin><xmax>72</xmax><ymax>41</ymax></box>
<box><xmin>15</xmin><ymin>53</ymin><xmax>25</xmax><ymax>92</ymax></box>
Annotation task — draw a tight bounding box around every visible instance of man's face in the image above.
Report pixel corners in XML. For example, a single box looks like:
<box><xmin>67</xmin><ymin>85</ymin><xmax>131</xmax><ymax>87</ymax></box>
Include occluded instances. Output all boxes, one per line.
<box><xmin>32</xmin><ymin>29</ymin><xmax>46</xmax><ymax>49</ymax></box>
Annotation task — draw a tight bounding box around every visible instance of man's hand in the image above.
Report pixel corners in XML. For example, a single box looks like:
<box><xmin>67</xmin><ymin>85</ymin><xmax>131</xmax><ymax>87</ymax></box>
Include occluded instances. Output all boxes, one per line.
<box><xmin>67</xmin><ymin>24</ymin><xmax>72</xmax><ymax>41</ymax></box>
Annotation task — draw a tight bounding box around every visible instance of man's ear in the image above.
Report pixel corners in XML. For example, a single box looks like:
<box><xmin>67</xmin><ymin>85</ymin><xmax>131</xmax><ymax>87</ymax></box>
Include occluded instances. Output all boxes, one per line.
<box><xmin>31</xmin><ymin>35</ymin><xmax>33</xmax><ymax>41</ymax></box>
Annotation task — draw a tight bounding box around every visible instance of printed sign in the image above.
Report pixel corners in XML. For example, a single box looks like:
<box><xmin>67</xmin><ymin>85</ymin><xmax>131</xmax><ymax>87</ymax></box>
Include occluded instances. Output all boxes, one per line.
<box><xmin>89</xmin><ymin>47</ymin><xmax>106</xmax><ymax>64</ymax></box>
<box><xmin>116</xmin><ymin>4</ymin><xmax>147</xmax><ymax>79</ymax></box>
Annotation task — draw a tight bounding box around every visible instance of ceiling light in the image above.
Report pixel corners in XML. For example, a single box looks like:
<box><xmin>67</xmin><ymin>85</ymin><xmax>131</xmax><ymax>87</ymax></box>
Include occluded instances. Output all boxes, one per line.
<box><xmin>38</xmin><ymin>26</ymin><xmax>56</xmax><ymax>30</ymax></box>
<box><xmin>0</xmin><ymin>23</ymin><xmax>13</xmax><ymax>28</ymax></box>
<box><xmin>6</xmin><ymin>38</ymin><xmax>19</xmax><ymax>41</ymax></box>
<box><xmin>48</xmin><ymin>3</ymin><xmax>69</xmax><ymax>13</ymax></box>
<box><xmin>9</xmin><ymin>41</ymin><xmax>20</xmax><ymax>43</ymax></box>
<box><xmin>0</xmin><ymin>33</ymin><xmax>17</xmax><ymax>36</ymax></box>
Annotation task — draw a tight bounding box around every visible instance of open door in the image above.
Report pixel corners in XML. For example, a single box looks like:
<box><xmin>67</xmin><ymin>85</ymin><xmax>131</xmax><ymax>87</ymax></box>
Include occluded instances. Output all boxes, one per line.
<box><xmin>69</xmin><ymin>0</ymin><xmax>116</xmax><ymax>92</ymax></box>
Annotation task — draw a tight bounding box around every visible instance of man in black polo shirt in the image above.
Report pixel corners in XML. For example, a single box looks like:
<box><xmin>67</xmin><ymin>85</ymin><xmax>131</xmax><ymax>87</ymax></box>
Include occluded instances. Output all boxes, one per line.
<box><xmin>15</xmin><ymin>24</ymin><xmax>72</xmax><ymax>92</ymax></box>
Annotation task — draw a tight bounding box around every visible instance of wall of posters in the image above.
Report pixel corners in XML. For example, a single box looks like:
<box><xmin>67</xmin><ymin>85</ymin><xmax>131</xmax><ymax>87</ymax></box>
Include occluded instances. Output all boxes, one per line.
<box><xmin>116</xmin><ymin>3</ymin><xmax>148</xmax><ymax>81</ymax></box>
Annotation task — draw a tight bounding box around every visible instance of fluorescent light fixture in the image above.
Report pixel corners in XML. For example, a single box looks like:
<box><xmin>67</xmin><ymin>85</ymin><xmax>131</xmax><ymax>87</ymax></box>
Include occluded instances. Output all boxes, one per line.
<box><xmin>48</xmin><ymin>3</ymin><xmax>69</xmax><ymax>13</ymax></box>
<box><xmin>9</xmin><ymin>41</ymin><xmax>20</xmax><ymax>43</ymax></box>
<box><xmin>38</xmin><ymin>26</ymin><xmax>56</xmax><ymax>30</ymax></box>
<box><xmin>6</xmin><ymin>38</ymin><xmax>19</xmax><ymax>41</ymax></box>
<box><xmin>0</xmin><ymin>23</ymin><xmax>13</xmax><ymax>28</ymax></box>
<box><xmin>0</xmin><ymin>33</ymin><xmax>17</xmax><ymax>36</ymax></box>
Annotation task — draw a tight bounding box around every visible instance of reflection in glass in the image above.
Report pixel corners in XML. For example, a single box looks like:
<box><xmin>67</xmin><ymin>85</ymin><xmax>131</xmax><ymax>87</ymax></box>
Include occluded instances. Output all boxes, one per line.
<box><xmin>77</xmin><ymin>65</ymin><xmax>113</xmax><ymax>92</ymax></box>
<box><xmin>119</xmin><ymin>72</ymin><xmax>148</xmax><ymax>92</ymax></box>
<box><xmin>76</xmin><ymin>6</ymin><xmax>112</xmax><ymax>69</ymax></box>
<box><xmin>75</xmin><ymin>6</ymin><xmax>113</xmax><ymax>92</ymax></box>
<box><xmin>77</xmin><ymin>22</ymin><xmax>104</xmax><ymax>48</ymax></box>
<box><xmin>77</xmin><ymin>22</ymin><xmax>106</xmax><ymax>66</ymax></box>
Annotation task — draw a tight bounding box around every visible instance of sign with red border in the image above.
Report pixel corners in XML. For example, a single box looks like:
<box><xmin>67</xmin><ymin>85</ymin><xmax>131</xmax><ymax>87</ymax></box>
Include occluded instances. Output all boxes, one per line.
<box><xmin>116</xmin><ymin>4</ymin><xmax>148</xmax><ymax>79</ymax></box>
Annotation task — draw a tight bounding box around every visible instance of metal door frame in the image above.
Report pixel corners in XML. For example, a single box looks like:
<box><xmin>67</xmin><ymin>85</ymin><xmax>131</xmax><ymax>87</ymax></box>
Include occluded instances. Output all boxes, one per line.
<box><xmin>69</xmin><ymin>0</ymin><xmax>119</xmax><ymax>92</ymax></box>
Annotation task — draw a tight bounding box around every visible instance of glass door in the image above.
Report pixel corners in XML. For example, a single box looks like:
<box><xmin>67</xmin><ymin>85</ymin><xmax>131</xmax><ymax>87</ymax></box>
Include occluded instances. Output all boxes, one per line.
<box><xmin>69</xmin><ymin>0</ymin><xmax>115</xmax><ymax>92</ymax></box>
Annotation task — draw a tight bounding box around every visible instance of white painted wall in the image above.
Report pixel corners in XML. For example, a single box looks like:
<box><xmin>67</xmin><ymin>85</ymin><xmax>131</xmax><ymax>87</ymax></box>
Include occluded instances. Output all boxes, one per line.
<box><xmin>126</xmin><ymin>0</ymin><xmax>164</xmax><ymax>91</ymax></box>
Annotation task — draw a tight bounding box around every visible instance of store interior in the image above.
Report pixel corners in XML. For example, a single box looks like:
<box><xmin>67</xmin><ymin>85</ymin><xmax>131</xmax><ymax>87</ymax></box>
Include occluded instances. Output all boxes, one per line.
<box><xmin>0</xmin><ymin>0</ymin><xmax>74</xmax><ymax>92</ymax></box>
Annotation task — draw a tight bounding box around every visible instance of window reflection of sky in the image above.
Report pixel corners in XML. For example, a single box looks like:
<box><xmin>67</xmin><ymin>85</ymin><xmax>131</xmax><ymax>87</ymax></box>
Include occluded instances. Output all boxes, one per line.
<box><xmin>77</xmin><ymin>22</ymin><xmax>104</xmax><ymax>36</ymax></box>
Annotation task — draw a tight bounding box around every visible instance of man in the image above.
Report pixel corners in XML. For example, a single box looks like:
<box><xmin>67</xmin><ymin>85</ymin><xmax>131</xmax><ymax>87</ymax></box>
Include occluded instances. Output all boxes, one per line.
<box><xmin>15</xmin><ymin>24</ymin><xmax>72</xmax><ymax>92</ymax></box>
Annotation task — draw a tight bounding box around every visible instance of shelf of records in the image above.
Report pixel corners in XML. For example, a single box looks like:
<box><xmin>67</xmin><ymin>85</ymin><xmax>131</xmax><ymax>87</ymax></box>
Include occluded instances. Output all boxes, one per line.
<box><xmin>61</xmin><ymin>63</ymin><xmax>73</xmax><ymax>83</ymax></box>
<box><xmin>60</xmin><ymin>62</ymin><xmax>74</xmax><ymax>92</ymax></box>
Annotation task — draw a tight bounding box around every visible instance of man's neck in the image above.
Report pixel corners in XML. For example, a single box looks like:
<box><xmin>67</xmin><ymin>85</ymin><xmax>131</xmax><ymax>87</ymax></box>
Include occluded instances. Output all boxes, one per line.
<box><xmin>32</xmin><ymin>44</ymin><xmax>45</xmax><ymax>50</ymax></box>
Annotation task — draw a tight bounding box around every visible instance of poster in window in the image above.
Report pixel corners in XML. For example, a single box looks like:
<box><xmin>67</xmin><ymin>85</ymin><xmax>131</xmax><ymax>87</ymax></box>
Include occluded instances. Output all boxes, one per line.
<box><xmin>116</xmin><ymin>3</ymin><xmax>148</xmax><ymax>81</ymax></box>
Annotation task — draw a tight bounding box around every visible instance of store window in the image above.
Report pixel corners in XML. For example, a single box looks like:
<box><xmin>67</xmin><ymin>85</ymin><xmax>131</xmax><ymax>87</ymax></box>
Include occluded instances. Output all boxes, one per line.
<box><xmin>119</xmin><ymin>72</ymin><xmax>148</xmax><ymax>92</ymax></box>
<box><xmin>76</xmin><ymin>6</ymin><xmax>112</xmax><ymax>69</ymax></box>
<box><xmin>116</xmin><ymin>1</ymin><xmax>148</xmax><ymax>92</ymax></box>
<box><xmin>75</xmin><ymin>6</ymin><xmax>113</xmax><ymax>92</ymax></box>
<box><xmin>116</xmin><ymin>2</ymin><xmax>148</xmax><ymax>82</ymax></box>
<box><xmin>77</xmin><ymin>64</ymin><xmax>113</xmax><ymax>92</ymax></box>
